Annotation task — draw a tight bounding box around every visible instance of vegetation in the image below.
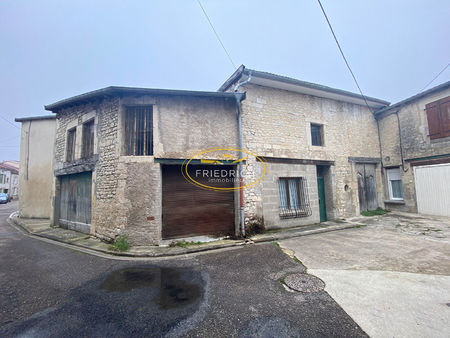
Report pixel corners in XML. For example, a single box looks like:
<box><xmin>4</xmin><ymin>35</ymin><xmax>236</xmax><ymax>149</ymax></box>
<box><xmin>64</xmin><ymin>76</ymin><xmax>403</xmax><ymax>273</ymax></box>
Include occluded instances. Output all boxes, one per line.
<box><xmin>170</xmin><ymin>240</ymin><xmax>203</xmax><ymax>248</ymax></box>
<box><xmin>109</xmin><ymin>236</ymin><xmax>130</xmax><ymax>252</ymax></box>
<box><xmin>245</xmin><ymin>216</ymin><xmax>265</xmax><ymax>237</ymax></box>
<box><xmin>361</xmin><ymin>208</ymin><xmax>389</xmax><ymax>217</ymax></box>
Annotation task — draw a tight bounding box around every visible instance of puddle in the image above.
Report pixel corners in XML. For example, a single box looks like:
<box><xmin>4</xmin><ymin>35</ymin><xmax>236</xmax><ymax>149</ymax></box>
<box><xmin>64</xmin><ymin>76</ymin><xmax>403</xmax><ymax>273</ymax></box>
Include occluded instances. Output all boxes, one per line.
<box><xmin>99</xmin><ymin>267</ymin><xmax>202</xmax><ymax>309</ymax></box>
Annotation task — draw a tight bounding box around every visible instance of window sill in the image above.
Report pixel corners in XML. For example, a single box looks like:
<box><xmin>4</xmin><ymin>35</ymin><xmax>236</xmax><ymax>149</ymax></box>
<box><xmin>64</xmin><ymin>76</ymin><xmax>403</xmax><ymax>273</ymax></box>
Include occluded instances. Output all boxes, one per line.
<box><xmin>384</xmin><ymin>199</ymin><xmax>405</xmax><ymax>205</ymax></box>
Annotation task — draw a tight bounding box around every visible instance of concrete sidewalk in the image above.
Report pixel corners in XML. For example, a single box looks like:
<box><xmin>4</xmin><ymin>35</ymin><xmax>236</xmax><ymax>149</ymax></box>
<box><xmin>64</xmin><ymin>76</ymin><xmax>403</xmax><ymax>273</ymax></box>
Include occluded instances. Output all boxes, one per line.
<box><xmin>279</xmin><ymin>213</ymin><xmax>450</xmax><ymax>338</ymax></box>
<box><xmin>8</xmin><ymin>212</ymin><xmax>360</xmax><ymax>258</ymax></box>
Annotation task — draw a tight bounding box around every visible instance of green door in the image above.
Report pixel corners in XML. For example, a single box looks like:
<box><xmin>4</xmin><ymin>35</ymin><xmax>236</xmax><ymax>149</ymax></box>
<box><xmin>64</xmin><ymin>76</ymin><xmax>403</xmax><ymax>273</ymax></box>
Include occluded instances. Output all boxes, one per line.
<box><xmin>317</xmin><ymin>177</ymin><xmax>327</xmax><ymax>222</ymax></box>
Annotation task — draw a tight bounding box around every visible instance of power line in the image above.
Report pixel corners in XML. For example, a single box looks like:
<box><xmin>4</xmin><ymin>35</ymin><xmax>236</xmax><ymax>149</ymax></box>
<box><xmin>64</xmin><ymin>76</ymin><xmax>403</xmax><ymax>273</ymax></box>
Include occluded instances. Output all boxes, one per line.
<box><xmin>420</xmin><ymin>63</ymin><xmax>449</xmax><ymax>92</ymax></box>
<box><xmin>0</xmin><ymin>115</ymin><xmax>21</xmax><ymax>130</ymax></box>
<box><xmin>196</xmin><ymin>0</ymin><xmax>236</xmax><ymax>69</ymax></box>
<box><xmin>316</xmin><ymin>0</ymin><xmax>373</xmax><ymax>112</ymax></box>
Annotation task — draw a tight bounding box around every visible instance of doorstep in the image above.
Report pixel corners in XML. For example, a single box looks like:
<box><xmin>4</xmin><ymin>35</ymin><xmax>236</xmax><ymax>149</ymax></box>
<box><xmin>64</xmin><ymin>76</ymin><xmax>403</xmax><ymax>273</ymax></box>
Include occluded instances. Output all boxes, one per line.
<box><xmin>8</xmin><ymin>213</ymin><xmax>362</xmax><ymax>258</ymax></box>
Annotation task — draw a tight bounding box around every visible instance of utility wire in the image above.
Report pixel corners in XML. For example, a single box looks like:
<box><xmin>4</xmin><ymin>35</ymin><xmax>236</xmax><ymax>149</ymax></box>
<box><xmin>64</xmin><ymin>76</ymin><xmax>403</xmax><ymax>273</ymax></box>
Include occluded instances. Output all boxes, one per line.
<box><xmin>0</xmin><ymin>115</ymin><xmax>21</xmax><ymax>130</ymax></box>
<box><xmin>316</xmin><ymin>0</ymin><xmax>373</xmax><ymax>112</ymax></box>
<box><xmin>420</xmin><ymin>63</ymin><xmax>449</xmax><ymax>92</ymax></box>
<box><xmin>196</xmin><ymin>0</ymin><xmax>236</xmax><ymax>69</ymax></box>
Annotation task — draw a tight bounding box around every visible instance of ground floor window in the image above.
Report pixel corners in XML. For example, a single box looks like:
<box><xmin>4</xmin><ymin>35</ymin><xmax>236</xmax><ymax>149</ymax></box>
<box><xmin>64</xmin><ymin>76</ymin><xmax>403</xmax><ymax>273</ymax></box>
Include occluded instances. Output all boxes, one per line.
<box><xmin>278</xmin><ymin>177</ymin><xmax>312</xmax><ymax>218</ymax></box>
<box><xmin>387</xmin><ymin>167</ymin><xmax>403</xmax><ymax>200</ymax></box>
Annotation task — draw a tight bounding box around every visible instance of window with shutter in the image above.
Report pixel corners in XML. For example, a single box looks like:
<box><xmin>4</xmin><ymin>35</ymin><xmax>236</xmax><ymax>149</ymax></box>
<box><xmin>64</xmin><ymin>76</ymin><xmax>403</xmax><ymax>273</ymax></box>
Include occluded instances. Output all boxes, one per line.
<box><xmin>425</xmin><ymin>96</ymin><xmax>450</xmax><ymax>140</ymax></box>
<box><xmin>441</xmin><ymin>97</ymin><xmax>450</xmax><ymax>137</ymax></box>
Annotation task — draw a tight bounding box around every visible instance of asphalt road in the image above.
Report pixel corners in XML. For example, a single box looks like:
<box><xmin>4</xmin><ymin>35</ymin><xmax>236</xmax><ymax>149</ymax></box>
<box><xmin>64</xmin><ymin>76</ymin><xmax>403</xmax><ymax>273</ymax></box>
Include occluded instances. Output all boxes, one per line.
<box><xmin>0</xmin><ymin>201</ymin><xmax>366</xmax><ymax>337</ymax></box>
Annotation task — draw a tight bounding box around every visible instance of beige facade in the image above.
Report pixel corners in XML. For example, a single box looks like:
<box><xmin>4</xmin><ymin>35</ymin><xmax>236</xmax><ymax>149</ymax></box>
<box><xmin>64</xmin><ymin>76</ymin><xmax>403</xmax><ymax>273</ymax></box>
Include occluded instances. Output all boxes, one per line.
<box><xmin>49</xmin><ymin>89</ymin><xmax>239</xmax><ymax>244</ymax></box>
<box><xmin>231</xmin><ymin>81</ymin><xmax>386</xmax><ymax>227</ymax></box>
<box><xmin>376</xmin><ymin>84</ymin><xmax>450</xmax><ymax>213</ymax></box>
<box><xmin>15</xmin><ymin>116</ymin><xmax>56</xmax><ymax>218</ymax></box>
<box><xmin>24</xmin><ymin>66</ymin><xmax>447</xmax><ymax>245</ymax></box>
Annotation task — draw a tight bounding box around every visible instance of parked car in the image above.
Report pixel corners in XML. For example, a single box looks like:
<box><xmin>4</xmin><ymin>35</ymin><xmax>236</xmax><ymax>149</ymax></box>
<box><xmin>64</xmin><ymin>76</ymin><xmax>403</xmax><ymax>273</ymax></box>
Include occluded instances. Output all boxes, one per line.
<box><xmin>0</xmin><ymin>193</ymin><xmax>9</xmax><ymax>204</ymax></box>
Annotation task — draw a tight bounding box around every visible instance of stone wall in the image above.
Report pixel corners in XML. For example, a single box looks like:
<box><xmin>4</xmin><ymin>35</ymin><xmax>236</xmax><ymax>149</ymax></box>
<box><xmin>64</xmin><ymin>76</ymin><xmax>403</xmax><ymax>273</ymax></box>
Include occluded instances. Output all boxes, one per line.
<box><xmin>53</xmin><ymin>93</ymin><xmax>238</xmax><ymax>245</ymax></box>
<box><xmin>236</xmin><ymin>83</ymin><xmax>384</xmax><ymax>225</ymax></box>
<box><xmin>377</xmin><ymin>87</ymin><xmax>450</xmax><ymax>212</ymax></box>
<box><xmin>261</xmin><ymin>162</ymin><xmax>319</xmax><ymax>228</ymax></box>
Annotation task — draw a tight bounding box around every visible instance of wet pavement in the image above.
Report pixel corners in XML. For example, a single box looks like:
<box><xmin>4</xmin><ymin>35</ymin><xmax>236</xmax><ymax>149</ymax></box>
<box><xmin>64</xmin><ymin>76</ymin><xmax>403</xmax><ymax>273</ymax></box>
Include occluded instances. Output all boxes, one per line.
<box><xmin>1</xmin><ymin>202</ymin><xmax>366</xmax><ymax>337</ymax></box>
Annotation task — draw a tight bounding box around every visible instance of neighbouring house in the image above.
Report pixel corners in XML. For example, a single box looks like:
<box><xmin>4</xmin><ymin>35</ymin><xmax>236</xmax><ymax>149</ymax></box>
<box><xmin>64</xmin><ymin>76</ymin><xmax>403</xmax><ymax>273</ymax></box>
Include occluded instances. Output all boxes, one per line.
<box><xmin>0</xmin><ymin>161</ymin><xmax>19</xmax><ymax>199</ymax></box>
<box><xmin>17</xmin><ymin>65</ymin><xmax>450</xmax><ymax>245</ymax></box>
<box><xmin>376</xmin><ymin>81</ymin><xmax>450</xmax><ymax>216</ymax></box>
<box><xmin>15</xmin><ymin>115</ymin><xmax>56</xmax><ymax>218</ymax></box>
<box><xmin>219</xmin><ymin>66</ymin><xmax>390</xmax><ymax>227</ymax></box>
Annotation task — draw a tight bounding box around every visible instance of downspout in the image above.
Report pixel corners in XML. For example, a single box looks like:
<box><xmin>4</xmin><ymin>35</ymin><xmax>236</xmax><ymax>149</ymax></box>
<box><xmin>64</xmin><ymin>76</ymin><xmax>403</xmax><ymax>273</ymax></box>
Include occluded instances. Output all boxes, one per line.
<box><xmin>395</xmin><ymin>110</ymin><xmax>408</xmax><ymax>172</ymax></box>
<box><xmin>234</xmin><ymin>72</ymin><xmax>252</xmax><ymax>237</ymax></box>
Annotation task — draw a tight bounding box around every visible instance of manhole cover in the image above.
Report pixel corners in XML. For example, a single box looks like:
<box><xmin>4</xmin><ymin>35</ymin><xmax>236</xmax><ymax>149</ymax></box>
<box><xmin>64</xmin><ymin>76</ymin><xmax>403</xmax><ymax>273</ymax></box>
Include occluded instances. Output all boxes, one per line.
<box><xmin>283</xmin><ymin>273</ymin><xmax>324</xmax><ymax>292</ymax></box>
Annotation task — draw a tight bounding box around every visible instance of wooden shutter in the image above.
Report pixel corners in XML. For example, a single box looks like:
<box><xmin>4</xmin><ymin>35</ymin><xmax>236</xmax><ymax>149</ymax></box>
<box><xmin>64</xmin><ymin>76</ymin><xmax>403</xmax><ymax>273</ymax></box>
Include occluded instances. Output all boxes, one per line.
<box><xmin>440</xmin><ymin>97</ymin><xmax>450</xmax><ymax>137</ymax></box>
<box><xmin>425</xmin><ymin>101</ymin><xmax>442</xmax><ymax>139</ymax></box>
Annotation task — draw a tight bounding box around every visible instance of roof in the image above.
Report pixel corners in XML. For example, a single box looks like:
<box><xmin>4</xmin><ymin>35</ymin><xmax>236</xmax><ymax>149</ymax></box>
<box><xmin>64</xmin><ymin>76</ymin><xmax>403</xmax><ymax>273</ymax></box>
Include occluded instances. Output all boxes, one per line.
<box><xmin>374</xmin><ymin>80</ymin><xmax>450</xmax><ymax>116</ymax></box>
<box><xmin>218</xmin><ymin>65</ymin><xmax>390</xmax><ymax>108</ymax></box>
<box><xmin>15</xmin><ymin>115</ymin><xmax>56</xmax><ymax>122</ymax></box>
<box><xmin>45</xmin><ymin>86</ymin><xmax>244</xmax><ymax>111</ymax></box>
<box><xmin>0</xmin><ymin>163</ymin><xmax>19</xmax><ymax>174</ymax></box>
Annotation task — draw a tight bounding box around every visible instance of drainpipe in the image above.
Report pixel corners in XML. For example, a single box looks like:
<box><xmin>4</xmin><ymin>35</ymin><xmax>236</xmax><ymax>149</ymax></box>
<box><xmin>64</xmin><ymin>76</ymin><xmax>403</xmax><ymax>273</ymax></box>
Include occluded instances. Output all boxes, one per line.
<box><xmin>395</xmin><ymin>110</ymin><xmax>408</xmax><ymax>172</ymax></box>
<box><xmin>234</xmin><ymin>72</ymin><xmax>252</xmax><ymax>237</ymax></box>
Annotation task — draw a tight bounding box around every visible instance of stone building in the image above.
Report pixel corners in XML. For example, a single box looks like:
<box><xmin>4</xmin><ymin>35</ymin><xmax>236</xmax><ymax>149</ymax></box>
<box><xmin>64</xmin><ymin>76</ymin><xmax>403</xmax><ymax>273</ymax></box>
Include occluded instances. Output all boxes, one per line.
<box><xmin>219</xmin><ymin>66</ymin><xmax>390</xmax><ymax>228</ymax></box>
<box><xmin>376</xmin><ymin>81</ymin><xmax>450</xmax><ymax>216</ymax></box>
<box><xmin>44</xmin><ymin>87</ymin><xmax>242</xmax><ymax>244</ymax></box>
<box><xmin>15</xmin><ymin>115</ymin><xmax>56</xmax><ymax>217</ymax></box>
<box><xmin>24</xmin><ymin>65</ymin><xmax>448</xmax><ymax>245</ymax></box>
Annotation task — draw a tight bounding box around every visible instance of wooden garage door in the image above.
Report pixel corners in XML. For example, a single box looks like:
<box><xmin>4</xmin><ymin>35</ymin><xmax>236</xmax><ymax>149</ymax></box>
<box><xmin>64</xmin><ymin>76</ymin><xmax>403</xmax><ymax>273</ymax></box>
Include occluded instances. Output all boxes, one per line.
<box><xmin>162</xmin><ymin>165</ymin><xmax>235</xmax><ymax>239</ymax></box>
<box><xmin>59</xmin><ymin>172</ymin><xmax>92</xmax><ymax>234</ymax></box>
<box><xmin>414</xmin><ymin>164</ymin><xmax>450</xmax><ymax>217</ymax></box>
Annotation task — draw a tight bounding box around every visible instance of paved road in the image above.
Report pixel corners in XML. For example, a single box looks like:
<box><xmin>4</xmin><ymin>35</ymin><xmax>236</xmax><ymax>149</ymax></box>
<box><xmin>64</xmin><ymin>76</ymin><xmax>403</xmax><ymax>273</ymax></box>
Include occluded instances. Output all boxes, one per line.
<box><xmin>0</xmin><ymin>202</ymin><xmax>365</xmax><ymax>337</ymax></box>
<box><xmin>280</xmin><ymin>221</ymin><xmax>450</xmax><ymax>338</ymax></box>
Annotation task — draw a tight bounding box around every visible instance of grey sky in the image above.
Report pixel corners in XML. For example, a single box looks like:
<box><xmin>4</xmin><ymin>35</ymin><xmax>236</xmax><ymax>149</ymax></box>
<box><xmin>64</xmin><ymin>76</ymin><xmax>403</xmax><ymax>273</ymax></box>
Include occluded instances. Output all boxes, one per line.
<box><xmin>1</xmin><ymin>0</ymin><xmax>449</xmax><ymax>161</ymax></box>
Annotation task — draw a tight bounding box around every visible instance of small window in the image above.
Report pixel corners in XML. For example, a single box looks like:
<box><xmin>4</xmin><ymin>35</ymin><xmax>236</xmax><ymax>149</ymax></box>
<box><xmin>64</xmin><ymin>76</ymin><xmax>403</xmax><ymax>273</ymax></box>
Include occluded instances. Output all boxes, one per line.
<box><xmin>311</xmin><ymin>124</ymin><xmax>324</xmax><ymax>146</ymax></box>
<box><xmin>124</xmin><ymin>106</ymin><xmax>153</xmax><ymax>156</ymax></box>
<box><xmin>387</xmin><ymin>168</ymin><xmax>403</xmax><ymax>200</ymax></box>
<box><xmin>66</xmin><ymin>128</ymin><xmax>77</xmax><ymax>162</ymax></box>
<box><xmin>278</xmin><ymin>177</ymin><xmax>312</xmax><ymax>218</ymax></box>
<box><xmin>82</xmin><ymin>119</ymin><xmax>95</xmax><ymax>158</ymax></box>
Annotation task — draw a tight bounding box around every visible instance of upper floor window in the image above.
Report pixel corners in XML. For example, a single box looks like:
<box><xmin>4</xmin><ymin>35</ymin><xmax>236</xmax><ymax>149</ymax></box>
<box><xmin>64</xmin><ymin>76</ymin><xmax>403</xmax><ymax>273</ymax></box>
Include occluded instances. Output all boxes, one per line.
<box><xmin>66</xmin><ymin>128</ymin><xmax>76</xmax><ymax>162</ymax></box>
<box><xmin>278</xmin><ymin>177</ymin><xmax>312</xmax><ymax>218</ymax></box>
<box><xmin>310</xmin><ymin>123</ymin><xmax>324</xmax><ymax>146</ymax></box>
<box><xmin>425</xmin><ymin>96</ymin><xmax>450</xmax><ymax>140</ymax></box>
<box><xmin>82</xmin><ymin>119</ymin><xmax>95</xmax><ymax>158</ymax></box>
<box><xmin>387</xmin><ymin>167</ymin><xmax>403</xmax><ymax>200</ymax></box>
<box><xmin>124</xmin><ymin>106</ymin><xmax>153</xmax><ymax>156</ymax></box>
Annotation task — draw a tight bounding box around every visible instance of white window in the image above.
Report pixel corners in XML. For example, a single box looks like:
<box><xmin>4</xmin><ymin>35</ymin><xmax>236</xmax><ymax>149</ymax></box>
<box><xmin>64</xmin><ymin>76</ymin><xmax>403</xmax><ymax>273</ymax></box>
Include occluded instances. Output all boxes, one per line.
<box><xmin>387</xmin><ymin>168</ymin><xmax>403</xmax><ymax>200</ymax></box>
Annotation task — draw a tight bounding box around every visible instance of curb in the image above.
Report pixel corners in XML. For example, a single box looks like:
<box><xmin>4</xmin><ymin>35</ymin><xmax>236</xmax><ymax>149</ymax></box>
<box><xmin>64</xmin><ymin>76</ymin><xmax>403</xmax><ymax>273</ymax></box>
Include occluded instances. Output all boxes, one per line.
<box><xmin>7</xmin><ymin>213</ymin><xmax>362</xmax><ymax>259</ymax></box>
<box><xmin>7</xmin><ymin>214</ymin><xmax>248</xmax><ymax>258</ymax></box>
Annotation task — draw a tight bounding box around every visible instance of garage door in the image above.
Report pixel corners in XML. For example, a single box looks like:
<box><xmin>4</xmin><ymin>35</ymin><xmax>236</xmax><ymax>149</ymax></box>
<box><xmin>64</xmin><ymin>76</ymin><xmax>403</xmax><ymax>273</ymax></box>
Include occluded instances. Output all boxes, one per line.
<box><xmin>162</xmin><ymin>165</ymin><xmax>235</xmax><ymax>239</ymax></box>
<box><xmin>414</xmin><ymin>164</ymin><xmax>450</xmax><ymax>217</ymax></box>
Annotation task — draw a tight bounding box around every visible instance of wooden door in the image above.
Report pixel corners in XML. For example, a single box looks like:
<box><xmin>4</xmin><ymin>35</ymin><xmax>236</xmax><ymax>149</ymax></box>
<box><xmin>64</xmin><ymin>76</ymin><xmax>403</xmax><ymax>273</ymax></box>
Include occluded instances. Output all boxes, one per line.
<box><xmin>356</xmin><ymin>164</ymin><xmax>377</xmax><ymax>212</ymax></box>
<box><xmin>59</xmin><ymin>172</ymin><xmax>92</xmax><ymax>233</ymax></box>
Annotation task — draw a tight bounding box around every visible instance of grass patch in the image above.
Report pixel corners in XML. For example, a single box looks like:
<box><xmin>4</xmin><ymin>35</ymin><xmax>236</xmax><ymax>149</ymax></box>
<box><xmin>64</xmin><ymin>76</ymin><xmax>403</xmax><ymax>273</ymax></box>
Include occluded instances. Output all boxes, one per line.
<box><xmin>280</xmin><ymin>276</ymin><xmax>286</xmax><ymax>285</ymax></box>
<box><xmin>272</xmin><ymin>241</ymin><xmax>281</xmax><ymax>248</ymax></box>
<box><xmin>170</xmin><ymin>240</ymin><xmax>204</xmax><ymax>248</ymax></box>
<box><xmin>361</xmin><ymin>208</ymin><xmax>389</xmax><ymax>217</ymax></box>
<box><xmin>109</xmin><ymin>236</ymin><xmax>130</xmax><ymax>252</ymax></box>
<box><xmin>355</xmin><ymin>224</ymin><xmax>367</xmax><ymax>228</ymax></box>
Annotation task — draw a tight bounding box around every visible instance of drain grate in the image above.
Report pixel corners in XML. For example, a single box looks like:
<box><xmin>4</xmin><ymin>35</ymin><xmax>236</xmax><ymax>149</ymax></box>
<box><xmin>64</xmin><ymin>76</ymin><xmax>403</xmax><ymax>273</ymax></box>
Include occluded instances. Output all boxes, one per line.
<box><xmin>283</xmin><ymin>273</ymin><xmax>325</xmax><ymax>293</ymax></box>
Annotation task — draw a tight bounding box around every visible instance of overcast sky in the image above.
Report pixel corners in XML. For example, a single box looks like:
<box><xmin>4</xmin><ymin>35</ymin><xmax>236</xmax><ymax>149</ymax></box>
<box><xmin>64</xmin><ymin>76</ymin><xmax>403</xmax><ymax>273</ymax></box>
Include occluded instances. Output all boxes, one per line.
<box><xmin>1</xmin><ymin>0</ymin><xmax>449</xmax><ymax>161</ymax></box>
